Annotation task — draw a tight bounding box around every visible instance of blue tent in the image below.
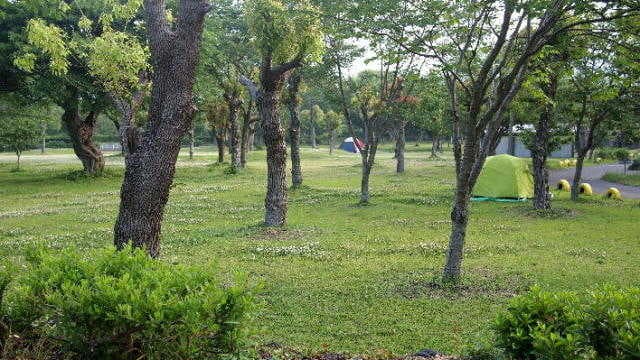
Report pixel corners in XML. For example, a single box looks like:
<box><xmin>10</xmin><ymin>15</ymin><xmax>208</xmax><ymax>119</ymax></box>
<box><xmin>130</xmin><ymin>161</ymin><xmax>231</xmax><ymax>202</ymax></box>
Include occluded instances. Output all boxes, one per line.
<box><xmin>339</xmin><ymin>137</ymin><xmax>361</xmax><ymax>153</ymax></box>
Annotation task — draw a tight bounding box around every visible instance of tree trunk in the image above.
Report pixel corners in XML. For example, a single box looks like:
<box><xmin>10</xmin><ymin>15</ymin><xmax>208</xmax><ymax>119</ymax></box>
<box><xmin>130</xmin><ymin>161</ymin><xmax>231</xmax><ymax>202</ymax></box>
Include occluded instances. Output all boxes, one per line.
<box><xmin>431</xmin><ymin>138</ymin><xmax>438</xmax><ymax>158</ymax></box>
<box><xmin>60</xmin><ymin>90</ymin><xmax>104</xmax><ymax>175</ymax></box>
<box><xmin>114</xmin><ymin>0</ymin><xmax>209</xmax><ymax>257</ymax></box>
<box><xmin>531</xmin><ymin>73</ymin><xmax>557</xmax><ymax>210</ymax></box>
<box><xmin>310</xmin><ymin>123</ymin><xmax>317</xmax><ymax>149</ymax></box>
<box><xmin>228</xmin><ymin>101</ymin><xmax>241</xmax><ymax>170</ymax></box>
<box><xmin>15</xmin><ymin>150</ymin><xmax>20</xmax><ymax>170</ymax></box>
<box><xmin>40</xmin><ymin>122</ymin><xmax>46</xmax><ymax>154</ymax></box>
<box><xmin>329</xmin><ymin>129</ymin><xmax>335</xmax><ymax>154</ymax></box>
<box><xmin>216</xmin><ymin>132</ymin><xmax>225</xmax><ymax>163</ymax></box>
<box><xmin>260</xmin><ymin>89</ymin><xmax>288</xmax><ymax>226</ymax></box>
<box><xmin>240</xmin><ymin>103</ymin><xmax>255</xmax><ymax>168</ymax></box>
<box><xmin>189</xmin><ymin>127</ymin><xmax>195</xmax><ymax>160</ymax></box>
<box><xmin>396</xmin><ymin>121</ymin><xmax>406</xmax><ymax>173</ymax></box>
<box><xmin>287</xmin><ymin>73</ymin><xmax>303</xmax><ymax>189</ymax></box>
<box><xmin>443</xmin><ymin>189</ymin><xmax>470</xmax><ymax>281</ymax></box>
<box><xmin>571</xmin><ymin>153</ymin><xmax>586</xmax><ymax>201</ymax></box>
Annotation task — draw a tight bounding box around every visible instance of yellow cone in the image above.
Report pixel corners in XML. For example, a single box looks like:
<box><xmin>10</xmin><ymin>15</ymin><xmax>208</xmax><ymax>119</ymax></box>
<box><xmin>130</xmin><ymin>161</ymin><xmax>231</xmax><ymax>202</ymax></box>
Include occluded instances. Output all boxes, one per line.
<box><xmin>557</xmin><ymin>179</ymin><xmax>571</xmax><ymax>192</ymax></box>
<box><xmin>579</xmin><ymin>183</ymin><xmax>593</xmax><ymax>195</ymax></box>
<box><xmin>605</xmin><ymin>187</ymin><xmax>622</xmax><ymax>200</ymax></box>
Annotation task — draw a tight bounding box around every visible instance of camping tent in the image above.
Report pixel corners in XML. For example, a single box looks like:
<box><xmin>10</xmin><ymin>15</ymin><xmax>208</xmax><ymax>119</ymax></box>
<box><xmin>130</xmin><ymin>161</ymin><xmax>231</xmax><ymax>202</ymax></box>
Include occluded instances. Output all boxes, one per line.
<box><xmin>472</xmin><ymin>154</ymin><xmax>534</xmax><ymax>199</ymax></box>
<box><xmin>339</xmin><ymin>137</ymin><xmax>363</xmax><ymax>154</ymax></box>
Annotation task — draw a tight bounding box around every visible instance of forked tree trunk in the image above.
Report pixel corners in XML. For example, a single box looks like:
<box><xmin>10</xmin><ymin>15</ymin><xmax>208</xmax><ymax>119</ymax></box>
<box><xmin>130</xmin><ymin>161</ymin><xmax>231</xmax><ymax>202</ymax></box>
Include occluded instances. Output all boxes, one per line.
<box><xmin>114</xmin><ymin>0</ymin><xmax>209</xmax><ymax>257</ymax></box>
<box><xmin>287</xmin><ymin>72</ymin><xmax>303</xmax><ymax>188</ymax></box>
<box><xmin>260</xmin><ymin>89</ymin><xmax>288</xmax><ymax>226</ymax></box>
<box><xmin>61</xmin><ymin>94</ymin><xmax>104</xmax><ymax>175</ymax></box>
<box><xmin>531</xmin><ymin>74</ymin><xmax>557</xmax><ymax>210</ymax></box>
<box><xmin>396</xmin><ymin>121</ymin><xmax>406</xmax><ymax>173</ymax></box>
<box><xmin>571</xmin><ymin>153</ymin><xmax>586</xmax><ymax>201</ymax></box>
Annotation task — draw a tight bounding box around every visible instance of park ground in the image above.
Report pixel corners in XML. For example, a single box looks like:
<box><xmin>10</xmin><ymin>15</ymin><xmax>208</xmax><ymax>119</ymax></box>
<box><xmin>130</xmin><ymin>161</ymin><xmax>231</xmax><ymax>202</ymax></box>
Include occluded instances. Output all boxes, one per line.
<box><xmin>0</xmin><ymin>145</ymin><xmax>639</xmax><ymax>356</ymax></box>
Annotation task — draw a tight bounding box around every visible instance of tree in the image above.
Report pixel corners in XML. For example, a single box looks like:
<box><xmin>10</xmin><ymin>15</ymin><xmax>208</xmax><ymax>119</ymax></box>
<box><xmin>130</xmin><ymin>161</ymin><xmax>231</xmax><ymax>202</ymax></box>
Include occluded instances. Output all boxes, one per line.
<box><xmin>308</xmin><ymin>104</ymin><xmax>324</xmax><ymax>148</ymax></box>
<box><xmin>114</xmin><ymin>0</ymin><xmax>211</xmax><ymax>257</ymax></box>
<box><xmin>0</xmin><ymin>98</ymin><xmax>40</xmax><ymax>170</ymax></box>
<box><xmin>205</xmin><ymin>100</ymin><xmax>228</xmax><ymax>163</ymax></box>
<box><xmin>324</xmin><ymin>110</ymin><xmax>342</xmax><ymax>154</ymax></box>
<box><xmin>410</xmin><ymin>72</ymin><xmax>451</xmax><ymax>158</ymax></box>
<box><xmin>353</xmin><ymin>0</ymin><xmax>639</xmax><ymax>281</ymax></box>
<box><xmin>6</xmin><ymin>0</ymin><xmax>147</xmax><ymax>174</ymax></box>
<box><xmin>240</xmin><ymin>0</ymin><xmax>323</xmax><ymax>226</ymax></box>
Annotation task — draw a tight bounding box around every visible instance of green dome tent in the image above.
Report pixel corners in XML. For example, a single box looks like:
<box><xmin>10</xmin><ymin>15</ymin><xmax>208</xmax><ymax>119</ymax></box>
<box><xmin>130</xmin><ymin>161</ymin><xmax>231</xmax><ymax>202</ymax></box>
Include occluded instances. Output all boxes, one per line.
<box><xmin>472</xmin><ymin>154</ymin><xmax>534</xmax><ymax>200</ymax></box>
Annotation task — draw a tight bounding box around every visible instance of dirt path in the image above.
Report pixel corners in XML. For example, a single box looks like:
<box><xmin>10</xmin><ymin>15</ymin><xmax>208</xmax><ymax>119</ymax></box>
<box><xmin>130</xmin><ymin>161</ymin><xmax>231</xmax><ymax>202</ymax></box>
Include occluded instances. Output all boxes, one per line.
<box><xmin>550</xmin><ymin>163</ymin><xmax>640</xmax><ymax>199</ymax></box>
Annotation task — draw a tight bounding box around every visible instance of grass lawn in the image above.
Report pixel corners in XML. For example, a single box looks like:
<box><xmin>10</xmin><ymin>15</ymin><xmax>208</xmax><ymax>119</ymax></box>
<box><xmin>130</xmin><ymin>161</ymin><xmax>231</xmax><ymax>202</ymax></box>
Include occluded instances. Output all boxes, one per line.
<box><xmin>602</xmin><ymin>172</ymin><xmax>640</xmax><ymax>186</ymax></box>
<box><xmin>1</xmin><ymin>145</ymin><xmax>638</xmax><ymax>356</ymax></box>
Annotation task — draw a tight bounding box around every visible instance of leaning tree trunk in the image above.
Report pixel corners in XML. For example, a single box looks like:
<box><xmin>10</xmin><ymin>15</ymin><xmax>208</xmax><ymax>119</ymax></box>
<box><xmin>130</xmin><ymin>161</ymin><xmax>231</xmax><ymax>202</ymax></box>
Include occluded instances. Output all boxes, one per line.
<box><xmin>114</xmin><ymin>0</ymin><xmax>209</xmax><ymax>257</ymax></box>
<box><xmin>260</xmin><ymin>89</ymin><xmax>288</xmax><ymax>226</ymax></box>
<box><xmin>61</xmin><ymin>95</ymin><xmax>104</xmax><ymax>175</ymax></box>
<box><xmin>571</xmin><ymin>152</ymin><xmax>587</xmax><ymax>201</ymax></box>
<box><xmin>396</xmin><ymin>120</ymin><xmax>406</xmax><ymax>173</ymax></box>
<box><xmin>287</xmin><ymin>72</ymin><xmax>303</xmax><ymax>189</ymax></box>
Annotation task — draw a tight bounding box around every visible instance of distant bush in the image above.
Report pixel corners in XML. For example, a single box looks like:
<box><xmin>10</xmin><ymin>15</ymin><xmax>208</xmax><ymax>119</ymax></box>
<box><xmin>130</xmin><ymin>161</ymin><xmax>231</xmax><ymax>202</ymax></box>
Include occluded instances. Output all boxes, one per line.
<box><xmin>629</xmin><ymin>159</ymin><xmax>640</xmax><ymax>171</ymax></box>
<box><xmin>495</xmin><ymin>286</ymin><xmax>640</xmax><ymax>359</ymax></box>
<box><xmin>1</xmin><ymin>247</ymin><xmax>254</xmax><ymax>360</ymax></box>
<box><xmin>596</xmin><ymin>147</ymin><xmax>631</xmax><ymax>161</ymax></box>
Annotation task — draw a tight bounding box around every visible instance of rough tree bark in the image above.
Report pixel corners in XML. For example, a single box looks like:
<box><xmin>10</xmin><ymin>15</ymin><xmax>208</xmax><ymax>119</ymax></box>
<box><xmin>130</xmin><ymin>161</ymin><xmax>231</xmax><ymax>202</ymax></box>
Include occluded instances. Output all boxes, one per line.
<box><xmin>240</xmin><ymin>99</ymin><xmax>256</xmax><ymax>168</ymax></box>
<box><xmin>531</xmin><ymin>73</ymin><xmax>558</xmax><ymax>210</ymax></box>
<box><xmin>114</xmin><ymin>0</ymin><xmax>210</xmax><ymax>257</ymax></box>
<box><xmin>226</xmin><ymin>96</ymin><xmax>241</xmax><ymax>170</ymax></box>
<box><xmin>395</xmin><ymin>120</ymin><xmax>406</xmax><ymax>173</ymax></box>
<box><xmin>215</xmin><ymin>126</ymin><xmax>226</xmax><ymax>163</ymax></box>
<box><xmin>60</xmin><ymin>90</ymin><xmax>104</xmax><ymax>175</ymax></box>
<box><xmin>287</xmin><ymin>71</ymin><xmax>303</xmax><ymax>188</ymax></box>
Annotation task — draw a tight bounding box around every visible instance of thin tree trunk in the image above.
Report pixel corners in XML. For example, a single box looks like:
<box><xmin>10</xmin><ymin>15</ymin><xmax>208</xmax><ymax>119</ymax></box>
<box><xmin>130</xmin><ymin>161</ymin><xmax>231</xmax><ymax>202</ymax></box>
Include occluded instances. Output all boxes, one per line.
<box><xmin>15</xmin><ymin>150</ymin><xmax>20</xmax><ymax>170</ymax></box>
<box><xmin>571</xmin><ymin>153</ymin><xmax>586</xmax><ymax>201</ymax></box>
<box><xmin>360</xmin><ymin>161</ymin><xmax>372</xmax><ymax>203</ymax></box>
<box><xmin>329</xmin><ymin>129</ymin><xmax>335</xmax><ymax>154</ymax></box>
<box><xmin>40</xmin><ymin>122</ymin><xmax>46</xmax><ymax>154</ymax></box>
<box><xmin>61</xmin><ymin>98</ymin><xmax>104</xmax><ymax>175</ymax></box>
<box><xmin>189</xmin><ymin>127</ymin><xmax>195</xmax><ymax>160</ymax></box>
<box><xmin>431</xmin><ymin>137</ymin><xmax>438</xmax><ymax>158</ymax></box>
<box><xmin>240</xmin><ymin>102</ymin><xmax>254</xmax><ymax>168</ymax></box>
<box><xmin>260</xmin><ymin>89</ymin><xmax>288</xmax><ymax>226</ymax></box>
<box><xmin>114</xmin><ymin>0</ymin><xmax>209</xmax><ymax>257</ymax></box>
<box><xmin>396</xmin><ymin>121</ymin><xmax>406</xmax><ymax>173</ymax></box>
<box><xmin>287</xmin><ymin>72</ymin><xmax>303</xmax><ymax>188</ymax></box>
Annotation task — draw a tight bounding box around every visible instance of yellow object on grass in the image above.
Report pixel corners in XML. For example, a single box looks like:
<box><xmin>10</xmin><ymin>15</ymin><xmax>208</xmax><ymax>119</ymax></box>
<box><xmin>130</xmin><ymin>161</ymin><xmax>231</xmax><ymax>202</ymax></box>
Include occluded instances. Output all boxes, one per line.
<box><xmin>605</xmin><ymin>187</ymin><xmax>622</xmax><ymax>200</ymax></box>
<box><xmin>557</xmin><ymin>179</ymin><xmax>571</xmax><ymax>192</ymax></box>
<box><xmin>579</xmin><ymin>183</ymin><xmax>593</xmax><ymax>195</ymax></box>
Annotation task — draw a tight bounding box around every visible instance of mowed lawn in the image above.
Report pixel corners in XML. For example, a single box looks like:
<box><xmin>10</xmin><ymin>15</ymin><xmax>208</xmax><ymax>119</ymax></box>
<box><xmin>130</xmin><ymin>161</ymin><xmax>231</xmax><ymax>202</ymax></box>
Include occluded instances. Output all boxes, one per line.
<box><xmin>1</xmin><ymin>145</ymin><xmax>639</xmax><ymax>355</ymax></box>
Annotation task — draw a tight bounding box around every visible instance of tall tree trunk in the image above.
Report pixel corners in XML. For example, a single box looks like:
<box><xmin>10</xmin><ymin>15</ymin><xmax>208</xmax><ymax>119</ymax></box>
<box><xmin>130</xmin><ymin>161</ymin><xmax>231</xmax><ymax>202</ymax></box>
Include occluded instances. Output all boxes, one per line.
<box><xmin>396</xmin><ymin>121</ymin><xmax>406</xmax><ymax>173</ymax></box>
<box><xmin>114</xmin><ymin>0</ymin><xmax>209</xmax><ymax>257</ymax></box>
<box><xmin>443</xmin><ymin>187</ymin><xmax>470</xmax><ymax>281</ymax></box>
<box><xmin>287</xmin><ymin>72</ymin><xmax>303</xmax><ymax>189</ymax></box>
<box><xmin>227</xmin><ymin>101</ymin><xmax>241</xmax><ymax>170</ymax></box>
<box><xmin>531</xmin><ymin>73</ymin><xmax>557</xmax><ymax>210</ymax></box>
<box><xmin>260</xmin><ymin>89</ymin><xmax>288</xmax><ymax>226</ymax></box>
<box><xmin>240</xmin><ymin>101</ymin><xmax>255</xmax><ymax>168</ymax></box>
<box><xmin>61</xmin><ymin>92</ymin><xmax>104</xmax><ymax>175</ymax></box>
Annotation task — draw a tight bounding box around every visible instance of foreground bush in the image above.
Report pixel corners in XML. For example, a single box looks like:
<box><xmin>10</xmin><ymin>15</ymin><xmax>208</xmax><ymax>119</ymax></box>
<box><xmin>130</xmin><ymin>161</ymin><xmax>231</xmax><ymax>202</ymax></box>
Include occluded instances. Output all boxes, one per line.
<box><xmin>495</xmin><ymin>286</ymin><xmax>640</xmax><ymax>359</ymax></box>
<box><xmin>0</xmin><ymin>247</ymin><xmax>254</xmax><ymax>359</ymax></box>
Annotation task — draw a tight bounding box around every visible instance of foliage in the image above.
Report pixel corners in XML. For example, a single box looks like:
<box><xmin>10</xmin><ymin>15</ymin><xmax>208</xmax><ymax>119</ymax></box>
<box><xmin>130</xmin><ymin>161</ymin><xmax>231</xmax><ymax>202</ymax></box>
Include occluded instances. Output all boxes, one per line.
<box><xmin>1</xmin><ymin>247</ymin><xmax>254</xmax><ymax>359</ymax></box>
<box><xmin>0</xmin><ymin>102</ymin><xmax>41</xmax><ymax>162</ymax></box>
<box><xmin>496</xmin><ymin>286</ymin><xmax>640</xmax><ymax>359</ymax></box>
<box><xmin>596</xmin><ymin>147</ymin><xmax>631</xmax><ymax>161</ymax></box>
<box><xmin>244</xmin><ymin>0</ymin><xmax>324</xmax><ymax>64</ymax></box>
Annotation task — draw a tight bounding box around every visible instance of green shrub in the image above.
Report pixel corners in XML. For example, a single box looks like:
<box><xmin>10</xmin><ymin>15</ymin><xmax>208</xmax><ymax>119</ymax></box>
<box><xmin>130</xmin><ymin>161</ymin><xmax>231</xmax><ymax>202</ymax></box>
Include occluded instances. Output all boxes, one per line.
<box><xmin>1</xmin><ymin>247</ymin><xmax>254</xmax><ymax>360</ymax></box>
<box><xmin>495</xmin><ymin>287</ymin><xmax>640</xmax><ymax>359</ymax></box>
<box><xmin>596</xmin><ymin>147</ymin><xmax>631</xmax><ymax>161</ymax></box>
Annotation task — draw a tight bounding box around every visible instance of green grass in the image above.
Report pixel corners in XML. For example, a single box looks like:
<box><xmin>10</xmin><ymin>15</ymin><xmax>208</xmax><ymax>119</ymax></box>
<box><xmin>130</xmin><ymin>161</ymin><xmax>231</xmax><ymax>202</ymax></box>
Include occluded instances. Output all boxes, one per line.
<box><xmin>602</xmin><ymin>172</ymin><xmax>640</xmax><ymax>186</ymax></box>
<box><xmin>1</xmin><ymin>145</ymin><xmax>639</xmax><ymax>356</ymax></box>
